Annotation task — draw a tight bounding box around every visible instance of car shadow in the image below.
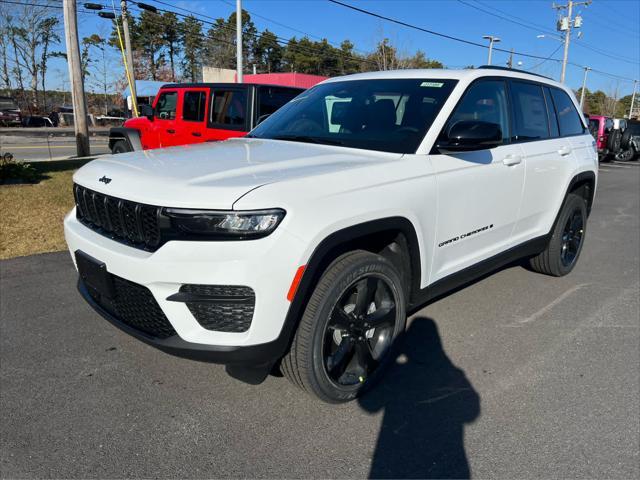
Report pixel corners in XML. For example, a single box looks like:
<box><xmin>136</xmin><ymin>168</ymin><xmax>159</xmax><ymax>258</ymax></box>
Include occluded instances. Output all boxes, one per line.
<box><xmin>359</xmin><ymin>317</ymin><xmax>481</xmax><ymax>479</ymax></box>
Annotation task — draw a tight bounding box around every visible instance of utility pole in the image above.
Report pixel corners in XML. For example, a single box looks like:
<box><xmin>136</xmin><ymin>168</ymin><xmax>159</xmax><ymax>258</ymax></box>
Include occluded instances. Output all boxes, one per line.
<box><xmin>236</xmin><ymin>0</ymin><xmax>243</xmax><ymax>83</ymax></box>
<box><xmin>121</xmin><ymin>0</ymin><xmax>138</xmax><ymax>116</ymax></box>
<box><xmin>506</xmin><ymin>49</ymin><xmax>514</xmax><ymax>69</ymax></box>
<box><xmin>482</xmin><ymin>35</ymin><xmax>500</xmax><ymax>65</ymax></box>
<box><xmin>629</xmin><ymin>80</ymin><xmax>638</xmax><ymax>119</ymax></box>
<box><xmin>63</xmin><ymin>0</ymin><xmax>90</xmax><ymax>157</ymax></box>
<box><xmin>579</xmin><ymin>66</ymin><xmax>590</xmax><ymax>110</ymax></box>
<box><xmin>553</xmin><ymin>0</ymin><xmax>591</xmax><ymax>83</ymax></box>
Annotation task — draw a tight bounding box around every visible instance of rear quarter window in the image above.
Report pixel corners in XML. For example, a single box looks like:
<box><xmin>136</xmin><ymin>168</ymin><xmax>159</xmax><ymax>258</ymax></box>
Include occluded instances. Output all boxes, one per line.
<box><xmin>550</xmin><ymin>88</ymin><xmax>585</xmax><ymax>137</ymax></box>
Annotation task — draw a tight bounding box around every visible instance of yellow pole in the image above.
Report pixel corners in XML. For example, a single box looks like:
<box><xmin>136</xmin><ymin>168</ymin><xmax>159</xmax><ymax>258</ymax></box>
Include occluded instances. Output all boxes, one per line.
<box><xmin>111</xmin><ymin>0</ymin><xmax>138</xmax><ymax>117</ymax></box>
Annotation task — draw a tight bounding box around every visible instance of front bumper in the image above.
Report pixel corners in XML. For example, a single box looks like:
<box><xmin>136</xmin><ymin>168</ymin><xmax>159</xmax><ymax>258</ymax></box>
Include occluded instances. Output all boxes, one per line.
<box><xmin>77</xmin><ymin>278</ymin><xmax>284</xmax><ymax>365</ymax></box>
<box><xmin>65</xmin><ymin>208</ymin><xmax>307</xmax><ymax>365</ymax></box>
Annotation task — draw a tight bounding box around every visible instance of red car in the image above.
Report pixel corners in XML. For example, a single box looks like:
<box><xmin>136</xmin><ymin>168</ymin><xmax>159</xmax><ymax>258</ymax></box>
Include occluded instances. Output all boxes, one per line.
<box><xmin>109</xmin><ymin>83</ymin><xmax>303</xmax><ymax>154</ymax></box>
<box><xmin>588</xmin><ymin>115</ymin><xmax>614</xmax><ymax>160</ymax></box>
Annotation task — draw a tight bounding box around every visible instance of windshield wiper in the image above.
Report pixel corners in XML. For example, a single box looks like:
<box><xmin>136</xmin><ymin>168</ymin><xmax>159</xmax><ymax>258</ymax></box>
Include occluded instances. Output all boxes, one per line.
<box><xmin>271</xmin><ymin>134</ymin><xmax>344</xmax><ymax>146</ymax></box>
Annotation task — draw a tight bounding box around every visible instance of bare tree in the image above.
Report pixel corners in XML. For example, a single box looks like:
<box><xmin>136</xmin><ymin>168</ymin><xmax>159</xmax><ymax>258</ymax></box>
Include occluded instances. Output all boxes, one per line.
<box><xmin>1</xmin><ymin>1</ymin><xmax>61</xmax><ymax>112</ymax></box>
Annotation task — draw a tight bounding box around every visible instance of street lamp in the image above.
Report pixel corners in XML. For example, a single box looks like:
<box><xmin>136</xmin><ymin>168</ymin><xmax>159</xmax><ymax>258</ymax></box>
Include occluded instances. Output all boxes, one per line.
<box><xmin>579</xmin><ymin>66</ymin><xmax>590</xmax><ymax>111</ymax></box>
<box><xmin>482</xmin><ymin>35</ymin><xmax>500</xmax><ymax>65</ymax></box>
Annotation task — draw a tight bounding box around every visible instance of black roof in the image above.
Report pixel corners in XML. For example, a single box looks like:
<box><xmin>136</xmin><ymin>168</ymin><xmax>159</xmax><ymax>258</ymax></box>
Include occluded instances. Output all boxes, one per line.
<box><xmin>159</xmin><ymin>82</ymin><xmax>305</xmax><ymax>91</ymax></box>
<box><xmin>478</xmin><ymin>65</ymin><xmax>553</xmax><ymax>80</ymax></box>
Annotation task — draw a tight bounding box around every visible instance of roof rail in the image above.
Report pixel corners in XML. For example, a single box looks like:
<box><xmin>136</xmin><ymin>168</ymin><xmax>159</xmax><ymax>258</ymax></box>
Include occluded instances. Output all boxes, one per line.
<box><xmin>477</xmin><ymin>65</ymin><xmax>553</xmax><ymax>80</ymax></box>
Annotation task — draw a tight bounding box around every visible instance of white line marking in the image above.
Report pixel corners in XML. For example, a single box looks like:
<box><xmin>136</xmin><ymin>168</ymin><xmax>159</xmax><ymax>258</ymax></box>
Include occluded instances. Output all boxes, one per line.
<box><xmin>600</xmin><ymin>163</ymin><xmax>634</xmax><ymax>169</ymax></box>
<box><xmin>612</xmin><ymin>161</ymin><xmax>640</xmax><ymax>167</ymax></box>
<box><xmin>516</xmin><ymin>283</ymin><xmax>591</xmax><ymax>324</ymax></box>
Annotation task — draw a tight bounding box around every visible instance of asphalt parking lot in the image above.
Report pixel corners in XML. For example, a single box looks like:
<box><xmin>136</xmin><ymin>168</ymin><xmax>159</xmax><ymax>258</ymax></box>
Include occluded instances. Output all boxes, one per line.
<box><xmin>1</xmin><ymin>161</ymin><xmax>638</xmax><ymax>478</ymax></box>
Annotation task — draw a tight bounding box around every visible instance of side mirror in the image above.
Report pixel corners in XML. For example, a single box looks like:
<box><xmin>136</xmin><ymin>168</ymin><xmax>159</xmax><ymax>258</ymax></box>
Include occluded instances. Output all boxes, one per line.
<box><xmin>256</xmin><ymin>113</ymin><xmax>270</xmax><ymax>126</ymax></box>
<box><xmin>438</xmin><ymin>120</ymin><xmax>503</xmax><ymax>152</ymax></box>
<box><xmin>139</xmin><ymin>104</ymin><xmax>154</xmax><ymax>120</ymax></box>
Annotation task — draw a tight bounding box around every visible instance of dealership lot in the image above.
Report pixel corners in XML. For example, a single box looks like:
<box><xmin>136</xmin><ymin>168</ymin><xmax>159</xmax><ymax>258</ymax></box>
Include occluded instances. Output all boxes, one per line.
<box><xmin>1</xmin><ymin>162</ymin><xmax>638</xmax><ymax>478</ymax></box>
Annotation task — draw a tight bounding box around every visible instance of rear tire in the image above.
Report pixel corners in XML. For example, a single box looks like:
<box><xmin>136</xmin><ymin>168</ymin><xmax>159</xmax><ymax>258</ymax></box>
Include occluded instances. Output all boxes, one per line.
<box><xmin>607</xmin><ymin>130</ymin><xmax>621</xmax><ymax>155</ymax></box>
<box><xmin>529</xmin><ymin>193</ymin><xmax>588</xmax><ymax>277</ymax></box>
<box><xmin>282</xmin><ymin>250</ymin><xmax>406</xmax><ymax>403</ymax></box>
<box><xmin>111</xmin><ymin>140</ymin><xmax>131</xmax><ymax>154</ymax></box>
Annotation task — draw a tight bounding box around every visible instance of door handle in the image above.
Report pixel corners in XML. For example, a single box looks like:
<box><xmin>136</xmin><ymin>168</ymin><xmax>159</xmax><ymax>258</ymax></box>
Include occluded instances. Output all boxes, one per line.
<box><xmin>503</xmin><ymin>154</ymin><xmax>522</xmax><ymax>166</ymax></box>
<box><xmin>191</xmin><ymin>132</ymin><xmax>202</xmax><ymax>137</ymax></box>
<box><xmin>166</xmin><ymin>129</ymin><xmax>175</xmax><ymax>134</ymax></box>
<box><xmin>558</xmin><ymin>145</ymin><xmax>572</xmax><ymax>156</ymax></box>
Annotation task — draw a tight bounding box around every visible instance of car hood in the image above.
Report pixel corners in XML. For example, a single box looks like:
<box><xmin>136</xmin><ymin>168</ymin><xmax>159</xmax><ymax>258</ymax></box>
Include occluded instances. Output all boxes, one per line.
<box><xmin>73</xmin><ymin>138</ymin><xmax>401</xmax><ymax>209</ymax></box>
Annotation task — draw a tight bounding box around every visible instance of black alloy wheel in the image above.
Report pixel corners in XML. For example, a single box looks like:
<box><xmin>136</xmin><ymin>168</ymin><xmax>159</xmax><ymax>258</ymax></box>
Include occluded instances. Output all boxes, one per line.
<box><xmin>323</xmin><ymin>274</ymin><xmax>398</xmax><ymax>386</ymax></box>
<box><xmin>560</xmin><ymin>208</ymin><xmax>584</xmax><ymax>268</ymax></box>
<box><xmin>281</xmin><ymin>250</ymin><xmax>407</xmax><ymax>403</ymax></box>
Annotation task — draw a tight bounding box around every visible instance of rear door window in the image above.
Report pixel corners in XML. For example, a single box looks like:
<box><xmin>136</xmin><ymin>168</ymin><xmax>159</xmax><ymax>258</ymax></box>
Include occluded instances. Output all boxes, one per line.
<box><xmin>154</xmin><ymin>91</ymin><xmax>178</xmax><ymax>120</ymax></box>
<box><xmin>550</xmin><ymin>88</ymin><xmax>586</xmax><ymax>137</ymax></box>
<box><xmin>509</xmin><ymin>81</ymin><xmax>549</xmax><ymax>142</ymax></box>
<box><xmin>210</xmin><ymin>89</ymin><xmax>248</xmax><ymax>129</ymax></box>
<box><xmin>183</xmin><ymin>90</ymin><xmax>207</xmax><ymax>122</ymax></box>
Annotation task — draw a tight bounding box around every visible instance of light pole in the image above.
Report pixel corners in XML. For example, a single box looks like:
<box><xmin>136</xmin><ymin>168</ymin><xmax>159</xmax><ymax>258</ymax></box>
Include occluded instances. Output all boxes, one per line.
<box><xmin>236</xmin><ymin>0</ymin><xmax>243</xmax><ymax>83</ymax></box>
<box><xmin>579</xmin><ymin>66</ymin><xmax>590</xmax><ymax>111</ymax></box>
<box><xmin>483</xmin><ymin>35</ymin><xmax>501</xmax><ymax>65</ymax></box>
<box><xmin>629</xmin><ymin>80</ymin><xmax>638</xmax><ymax>119</ymax></box>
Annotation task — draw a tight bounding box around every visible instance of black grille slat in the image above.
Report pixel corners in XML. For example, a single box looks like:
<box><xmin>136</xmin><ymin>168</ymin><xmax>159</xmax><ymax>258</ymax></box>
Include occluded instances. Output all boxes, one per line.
<box><xmin>141</xmin><ymin>206</ymin><xmax>161</xmax><ymax>247</ymax></box>
<box><xmin>86</xmin><ymin>274</ymin><xmax>177</xmax><ymax>339</ymax></box>
<box><xmin>74</xmin><ymin>185</ymin><xmax>162</xmax><ymax>251</ymax></box>
<box><xmin>83</xmin><ymin>188</ymin><xmax>96</xmax><ymax>224</ymax></box>
<box><xmin>106</xmin><ymin>197</ymin><xmax>121</xmax><ymax>235</ymax></box>
<box><xmin>121</xmin><ymin>201</ymin><xmax>139</xmax><ymax>243</ymax></box>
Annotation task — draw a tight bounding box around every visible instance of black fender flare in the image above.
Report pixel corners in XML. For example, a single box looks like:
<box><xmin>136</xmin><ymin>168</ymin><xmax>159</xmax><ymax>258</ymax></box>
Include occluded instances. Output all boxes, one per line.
<box><xmin>108</xmin><ymin>127</ymin><xmax>142</xmax><ymax>152</ymax></box>
<box><xmin>565</xmin><ymin>170</ymin><xmax>596</xmax><ymax>216</ymax></box>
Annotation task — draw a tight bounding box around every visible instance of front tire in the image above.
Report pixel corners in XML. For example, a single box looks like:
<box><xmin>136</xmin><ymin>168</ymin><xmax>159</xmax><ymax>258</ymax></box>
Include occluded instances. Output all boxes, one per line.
<box><xmin>111</xmin><ymin>139</ymin><xmax>131</xmax><ymax>154</ymax></box>
<box><xmin>282</xmin><ymin>250</ymin><xmax>406</xmax><ymax>403</ymax></box>
<box><xmin>529</xmin><ymin>193</ymin><xmax>588</xmax><ymax>277</ymax></box>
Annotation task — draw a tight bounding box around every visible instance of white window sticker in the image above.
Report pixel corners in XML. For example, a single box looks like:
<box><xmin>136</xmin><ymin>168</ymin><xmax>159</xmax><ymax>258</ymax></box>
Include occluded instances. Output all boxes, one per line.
<box><xmin>420</xmin><ymin>81</ymin><xmax>444</xmax><ymax>88</ymax></box>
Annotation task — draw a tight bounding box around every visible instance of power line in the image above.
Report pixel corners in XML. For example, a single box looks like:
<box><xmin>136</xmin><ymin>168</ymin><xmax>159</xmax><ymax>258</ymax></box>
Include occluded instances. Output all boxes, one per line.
<box><xmin>457</xmin><ymin>0</ymin><xmax>639</xmax><ymax>64</ymax></box>
<box><xmin>93</xmin><ymin>2</ymin><xmax>376</xmax><ymax>77</ymax></box>
<box><xmin>124</xmin><ymin>0</ymin><xmax>383</xmax><ymax>73</ymax></box>
<box><xmin>328</xmin><ymin>0</ymin><xmax>637</xmax><ymax>83</ymax></box>
<box><xmin>526</xmin><ymin>43</ymin><xmax>564</xmax><ymax>71</ymax></box>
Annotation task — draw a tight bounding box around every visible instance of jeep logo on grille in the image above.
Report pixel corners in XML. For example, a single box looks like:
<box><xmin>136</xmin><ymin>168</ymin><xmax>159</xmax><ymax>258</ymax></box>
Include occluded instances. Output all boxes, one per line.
<box><xmin>98</xmin><ymin>176</ymin><xmax>112</xmax><ymax>185</ymax></box>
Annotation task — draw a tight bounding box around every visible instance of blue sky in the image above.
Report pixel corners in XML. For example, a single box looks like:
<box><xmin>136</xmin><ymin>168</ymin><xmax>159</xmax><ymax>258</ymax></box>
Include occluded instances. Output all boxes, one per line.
<box><xmin>55</xmin><ymin>0</ymin><xmax>640</xmax><ymax>96</ymax></box>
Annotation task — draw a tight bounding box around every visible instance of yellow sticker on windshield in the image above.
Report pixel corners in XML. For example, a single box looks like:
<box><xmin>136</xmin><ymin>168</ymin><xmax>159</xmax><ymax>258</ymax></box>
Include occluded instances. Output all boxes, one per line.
<box><xmin>420</xmin><ymin>82</ymin><xmax>444</xmax><ymax>87</ymax></box>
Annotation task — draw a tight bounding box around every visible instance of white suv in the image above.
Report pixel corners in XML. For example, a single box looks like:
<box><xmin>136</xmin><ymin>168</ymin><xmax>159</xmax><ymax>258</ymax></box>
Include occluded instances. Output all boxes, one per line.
<box><xmin>65</xmin><ymin>67</ymin><xmax>597</xmax><ymax>402</ymax></box>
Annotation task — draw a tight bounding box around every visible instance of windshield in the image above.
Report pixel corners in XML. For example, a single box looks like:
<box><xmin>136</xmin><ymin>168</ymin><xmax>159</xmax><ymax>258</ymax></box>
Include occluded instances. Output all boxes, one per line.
<box><xmin>627</xmin><ymin>122</ymin><xmax>640</xmax><ymax>135</ymax></box>
<box><xmin>588</xmin><ymin>119</ymin><xmax>600</xmax><ymax>137</ymax></box>
<box><xmin>248</xmin><ymin>78</ymin><xmax>458</xmax><ymax>154</ymax></box>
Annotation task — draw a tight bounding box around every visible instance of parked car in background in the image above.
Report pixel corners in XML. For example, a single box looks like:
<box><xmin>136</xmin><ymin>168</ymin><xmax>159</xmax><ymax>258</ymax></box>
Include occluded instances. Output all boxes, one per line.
<box><xmin>67</xmin><ymin>67</ymin><xmax>597</xmax><ymax>402</ymax></box>
<box><xmin>588</xmin><ymin>115</ymin><xmax>615</xmax><ymax>161</ymax></box>
<box><xmin>0</xmin><ymin>97</ymin><xmax>21</xmax><ymax>126</ymax></box>
<box><xmin>108</xmin><ymin>83</ymin><xmax>304</xmax><ymax>154</ymax></box>
<box><xmin>620</xmin><ymin>120</ymin><xmax>640</xmax><ymax>160</ymax></box>
<box><xmin>22</xmin><ymin>116</ymin><xmax>54</xmax><ymax>128</ymax></box>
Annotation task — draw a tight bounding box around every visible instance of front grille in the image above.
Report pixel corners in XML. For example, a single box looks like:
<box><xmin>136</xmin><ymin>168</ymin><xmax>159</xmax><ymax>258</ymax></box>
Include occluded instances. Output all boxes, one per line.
<box><xmin>180</xmin><ymin>284</ymin><xmax>255</xmax><ymax>333</ymax></box>
<box><xmin>85</xmin><ymin>274</ymin><xmax>177</xmax><ymax>339</ymax></box>
<box><xmin>74</xmin><ymin>184</ymin><xmax>162</xmax><ymax>251</ymax></box>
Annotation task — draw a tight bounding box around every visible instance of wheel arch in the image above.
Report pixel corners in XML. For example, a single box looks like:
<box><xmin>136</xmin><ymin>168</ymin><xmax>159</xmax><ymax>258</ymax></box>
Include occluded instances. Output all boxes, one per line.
<box><xmin>108</xmin><ymin>127</ymin><xmax>142</xmax><ymax>152</ymax></box>
<box><xmin>567</xmin><ymin>170</ymin><xmax>596</xmax><ymax>216</ymax></box>
<box><xmin>276</xmin><ymin>217</ymin><xmax>423</xmax><ymax>359</ymax></box>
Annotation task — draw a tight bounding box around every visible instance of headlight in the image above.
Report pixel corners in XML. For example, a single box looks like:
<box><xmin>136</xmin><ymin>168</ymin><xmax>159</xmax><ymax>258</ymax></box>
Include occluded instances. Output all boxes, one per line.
<box><xmin>163</xmin><ymin>208</ymin><xmax>285</xmax><ymax>239</ymax></box>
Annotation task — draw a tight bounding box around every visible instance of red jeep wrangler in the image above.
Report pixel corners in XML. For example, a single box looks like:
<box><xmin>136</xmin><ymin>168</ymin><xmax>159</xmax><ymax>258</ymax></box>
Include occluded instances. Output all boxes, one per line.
<box><xmin>109</xmin><ymin>83</ymin><xmax>303</xmax><ymax>153</ymax></box>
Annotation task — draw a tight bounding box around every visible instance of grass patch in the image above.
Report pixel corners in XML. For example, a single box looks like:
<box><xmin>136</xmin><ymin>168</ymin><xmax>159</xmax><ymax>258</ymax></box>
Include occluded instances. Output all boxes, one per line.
<box><xmin>0</xmin><ymin>159</ymin><xmax>90</xmax><ymax>260</ymax></box>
